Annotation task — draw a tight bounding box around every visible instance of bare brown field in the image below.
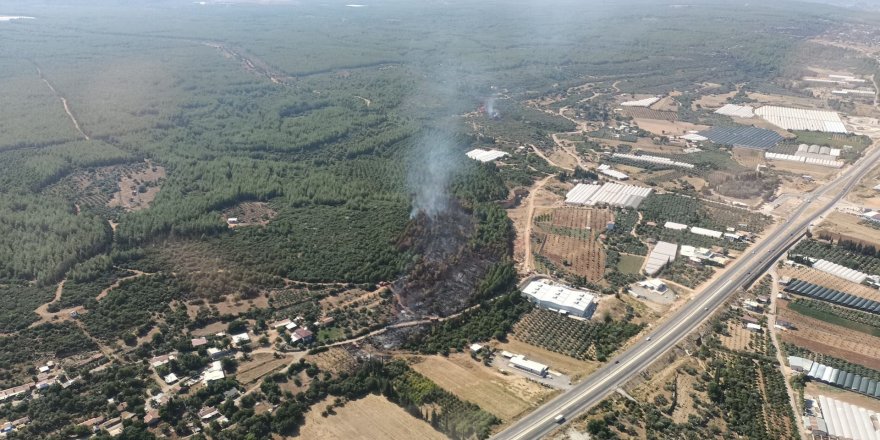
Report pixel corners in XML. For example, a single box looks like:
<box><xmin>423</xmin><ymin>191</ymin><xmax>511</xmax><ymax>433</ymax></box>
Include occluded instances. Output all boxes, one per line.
<box><xmin>311</xmin><ymin>347</ymin><xmax>359</xmax><ymax>375</ymax></box>
<box><xmin>719</xmin><ymin>322</ymin><xmax>757</xmax><ymax>352</ymax></box>
<box><xmin>633</xmin><ymin>119</ymin><xmax>709</xmax><ymax>137</ymax></box>
<box><xmin>765</xmin><ymin>159</ymin><xmax>838</xmax><ymax>180</ymax></box>
<box><xmin>650</xmin><ymin>94</ymin><xmax>680</xmax><ymax>112</ymax></box>
<box><xmin>778</xmin><ymin>301</ymin><xmax>880</xmax><ymax>370</ymax></box>
<box><xmin>410</xmin><ymin>354</ymin><xmax>555</xmax><ymax>421</ymax></box>
<box><xmin>815</xmin><ymin>211</ymin><xmax>880</xmax><ymax>248</ymax></box>
<box><xmin>630</xmin><ymin>357</ymin><xmax>706</xmax><ymax>426</ymax></box>
<box><xmin>296</xmin><ymin>394</ymin><xmax>445</xmax><ymax>440</ymax></box>
<box><xmin>236</xmin><ymin>352</ymin><xmax>290</xmax><ymax>385</ymax></box>
<box><xmin>107</xmin><ymin>160</ymin><xmax>165</xmax><ymax>212</ymax></box>
<box><xmin>533</xmin><ymin>208</ymin><xmax>610</xmax><ymax>282</ymax></box>
<box><xmin>779</xmin><ymin>266</ymin><xmax>880</xmax><ymax>303</ymax></box>
<box><xmin>547</xmin><ymin>147</ymin><xmax>579</xmax><ymax>170</ymax></box>
<box><xmin>747</xmin><ymin>92</ymin><xmax>826</xmax><ymax>109</ymax></box>
<box><xmin>805</xmin><ymin>382</ymin><xmax>880</xmax><ymax>413</ymax></box>
<box><xmin>495</xmin><ymin>337</ymin><xmax>599</xmax><ymax>379</ymax></box>
<box><xmin>693</xmin><ymin>91</ymin><xmax>737</xmax><ymax>109</ymax></box>
<box><xmin>847</xmin><ymin>165</ymin><xmax>880</xmax><ymax>209</ymax></box>
<box><xmin>189</xmin><ymin>321</ymin><xmax>228</xmax><ymax>337</ymax></box>
<box><xmin>731</xmin><ymin>147</ymin><xmax>765</xmax><ymax>169</ymax></box>
<box><xmin>626</xmin><ymin>108</ymin><xmax>677</xmax><ymax>121</ymax></box>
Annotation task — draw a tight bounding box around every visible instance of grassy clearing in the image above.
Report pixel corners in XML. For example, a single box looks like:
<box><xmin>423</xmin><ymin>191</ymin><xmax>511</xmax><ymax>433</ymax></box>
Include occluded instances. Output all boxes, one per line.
<box><xmin>617</xmin><ymin>254</ymin><xmax>644</xmax><ymax>274</ymax></box>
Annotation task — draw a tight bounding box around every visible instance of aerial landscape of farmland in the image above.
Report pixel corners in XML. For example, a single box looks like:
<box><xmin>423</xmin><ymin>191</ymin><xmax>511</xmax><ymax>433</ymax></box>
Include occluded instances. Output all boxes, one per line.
<box><xmin>2</xmin><ymin>0</ymin><xmax>880</xmax><ymax>439</ymax></box>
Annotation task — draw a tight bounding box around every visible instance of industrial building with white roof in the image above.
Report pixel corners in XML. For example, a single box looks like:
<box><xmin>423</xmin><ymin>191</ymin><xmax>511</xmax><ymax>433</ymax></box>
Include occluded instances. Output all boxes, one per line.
<box><xmin>522</xmin><ymin>279</ymin><xmax>597</xmax><ymax>318</ymax></box>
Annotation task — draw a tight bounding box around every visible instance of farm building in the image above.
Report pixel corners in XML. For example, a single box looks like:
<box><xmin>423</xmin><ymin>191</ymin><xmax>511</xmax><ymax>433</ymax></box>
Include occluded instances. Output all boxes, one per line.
<box><xmin>203</xmin><ymin>361</ymin><xmax>225</xmax><ymax>383</ymax></box>
<box><xmin>745</xmin><ymin>323</ymin><xmax>762</xmax><ymax>332</ymax></box>
<box><xmin>862</xmin><ymin>211</ymin><xmax>880</xmax><ymax>223</ymax></box>
<box><xmin>788</xmin><ymin>356</ymin><xmax>814</xmax><ymax>372</ymax></box>
<box><xmin>466</xmin><ymin>149</ymin><xmax>508</xmax><ymax>163</ymax></box>
<box><xmin>755</xmin><ymin>105</ymin><xmax>847</xmax><ymax>133</ymax></box>
<box><xmin>564</xmin><ymin>182</ymin><xmax>652</xmax><ymax>208</ymax></box>
<box><xmin>645</xmin><ymin>241</ymin><xmax>678</xmax><ymax>276</ymax></box>
<box><xmin>690</xmin><ymin>226</ymin><xmax>723</xmax><ymax>239</ymax></box>
<box><xmin>469</xmin><ymin>343</ymin><xmax>484</xmax><ymax>354</ymax></box>
<box><xmin>611</xmin><ymin>153</ymin><xmax>695</xmax><ymax>169</ymax></box>
<box><xmin>638</xmin><ymin>279</ymin><xmax>668</xmax><ymax>293</ymax></box>
<box><xmin>150</xmin><ymin>354</ymin><xmax>176</xmax><ymax>368</ymax></box>
<box><xmin>699</xmin><ymin>126</ymin><xmax>783</xmax><ymax>150</ymax></box>
<box><xmin>620</xmin><ymin>96</ymin><xmax>660</xmax><ymax>107</ymax></box>
<box><xmin>191</xmin><ymin>337</ymin><xmax>208</xmax><ymax>347</ymax></box>
<box><xmin>783</xmin><ymin>279</ymin><xmax>880</xmax><ymax>315</ymax></box>
<box><xmin>680</xmin><ymin>132</ymin><xmax>708</xmax><ymax>142</ymax></box>
<box><xmin>765</xmin><ymin>152</ymin><xmax>843</xmax><ymax>168</ymax></box>
<box><xmin>509</xmin><ymin>355</ymin><xmax>549</xmax><ymax>377</ymax></box>
<box><xmin>597</xmin><ymin>164</ymin><xmax>629</xmax><ymax>180</ymax></box>
<box><xmin>163</xmin><ymin>373</ymin><xmax>178</xmax><ymax>385</ymax></box>
<box><xmin>815</xmin><ymin>395</ymin><xmax>880</xmax><ymax>440</ymax></box>
<box><xmin>714</xmin><ymin>104</ymin><xmax>755</xmax><ymax>118</ymax></box>
<box><xmin>292</xmin><ymin>328</ymin><xmax>314</xmax><ymax>344</ymax></box>
<box><xmin>664</xmin><ymin>221</ymin><xmax>688</xmax><ymax>231</ymax></box>
<box><xmin>812</xmin><ymin>259</ymin><xmax>868</xmax><ymax>284</ymax></box>
<box><xmin>231</xmin><ymin>333</ymin><xmax>250</xmax><ymax>346</ymax></box>
<box><xmin>522</xmin><ymin>279</ymin><xmax>597</xmax><ymax>318</ymax></box>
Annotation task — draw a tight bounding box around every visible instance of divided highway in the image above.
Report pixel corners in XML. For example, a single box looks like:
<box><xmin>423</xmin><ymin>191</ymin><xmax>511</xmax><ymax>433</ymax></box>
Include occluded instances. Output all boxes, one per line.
<box><xmin>494</xmin><ymin>143</ymin><xmax>880</xmax><ymax>440</ymax></box>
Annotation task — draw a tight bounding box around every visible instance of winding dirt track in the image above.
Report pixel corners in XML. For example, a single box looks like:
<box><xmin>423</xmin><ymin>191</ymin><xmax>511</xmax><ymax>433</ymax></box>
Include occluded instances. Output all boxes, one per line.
<box><xmin>34</xmin><ymin>65</ymin><xmax>89</xmax><ymax>140</ymax></box>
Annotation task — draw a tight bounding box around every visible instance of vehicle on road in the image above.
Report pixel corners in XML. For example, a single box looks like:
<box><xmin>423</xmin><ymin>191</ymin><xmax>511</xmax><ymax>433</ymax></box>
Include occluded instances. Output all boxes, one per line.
<box><xmin>554</xmin><ymin>414</ymin><xmax>565</xmax><ymax>423</ymax></box>
<box><xmin>646</xmin><ymin>337</ymin><xmax>652</xmax><ymax>341</ymax></box>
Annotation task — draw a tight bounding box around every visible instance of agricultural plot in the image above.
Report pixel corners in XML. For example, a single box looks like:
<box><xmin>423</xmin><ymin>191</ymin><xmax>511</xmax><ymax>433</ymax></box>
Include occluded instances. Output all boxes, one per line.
<box><xmin>626</xmin><ymin>107</ymin><xmax>678</xmax><ymax>121</ymax></box>
<box><xmin>563</xmin><ymin>323</ymin><xmax>798</xmax><ymax>440</ymax></box>
<box><xmin>298</xmin><ymin>395</ymin><xmax>446</xmax><ymax>440</ymax></box>
<box><xmin>778</xmin><ymin>301</ymin><xmax>880</xmax><ymax>370</ymax></box>
<box><xmin>533</xmin><ymin>208</ymin><xmax>611</xmax><ymax>283</ymax></box>
<box><xmin>512</xmin><ymin>309</ymin><xmax>643</xmax><ymax>362</ymax></box>
<box><xmin>791</xmin><ymin>239</ymin><xmax>880</xmax><ymax>276</ymax></box>
<box><xmin>779</xmin><ymin>266</ymin><xmax>880</xmax><ymax>303</ymax></box>
<box><xmin>410</xmin><ymin>354</ymin><xmax>554</xmax><ymax>421</ymax></box>
<box><xmin>639</xmin><ymin>193</ymin><xmax>771</xmax><ymax>233</ymax></box>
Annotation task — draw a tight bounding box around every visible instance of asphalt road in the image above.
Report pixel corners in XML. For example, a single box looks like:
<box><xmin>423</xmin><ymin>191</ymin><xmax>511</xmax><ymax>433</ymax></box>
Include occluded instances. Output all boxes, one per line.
<box><xmin>493</xmin><ymin>143</ymin><xmax>880</xmax><ymax>440</ymax></box>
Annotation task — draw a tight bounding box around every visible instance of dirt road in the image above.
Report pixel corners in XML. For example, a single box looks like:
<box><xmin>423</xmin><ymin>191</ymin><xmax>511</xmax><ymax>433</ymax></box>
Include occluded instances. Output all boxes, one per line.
<box><xmin>521</xmin><ymin>175</ymin><xmax>555</xmax><ymax>273</ymax></box>
<box><xmin>34</xmin><ymin>65</ymin><xmax>89</xmax><ymax>140</ymax></box>
<box><xmin>767</xmin><ymin>269</ymin><xmax>808</xmax><ymax>440</ymax></box>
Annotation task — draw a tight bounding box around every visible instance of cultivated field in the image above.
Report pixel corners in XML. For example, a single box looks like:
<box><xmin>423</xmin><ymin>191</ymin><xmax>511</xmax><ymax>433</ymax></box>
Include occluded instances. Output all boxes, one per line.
<box><xmin>236</xmin><ymin>352</ymin><xmax>291</xmax><ymax>385</ymax></box>
<box><xmin>720</xmin><ymin>321</ymin><xmax>759</xmax><ymax>352</ymax></box>
<box><xmin>311</xmin><ymin>347</ymin><xmax>359</xmax><ymax>374</ymax></box>
<box><xmin>778</xmin><ymin>301</ymin><xmax>880</xmax><ymax>370</ymax></box>
<box><xmin>533</xmin><ymin>208</ymin><xmax>611</xmax><ymax>282</ymax></box>
<box><xmin>296</xmin><ymin>394</ymin><xmax>446</xmax><ymax>440</ymax></box>
<box><xmin>779</xmin><ymin>266</ymin><xmax>880</xmax><ymax>303</ymax></box>
<box><xmin>410</xmin><ymin>354</ymin><xmax>555</xmax><ymax>421</ymax></box>
<box><xmin>626</xmin><ymin>108</ymin><xmax>678</xmax><ymax>121</ymax></box>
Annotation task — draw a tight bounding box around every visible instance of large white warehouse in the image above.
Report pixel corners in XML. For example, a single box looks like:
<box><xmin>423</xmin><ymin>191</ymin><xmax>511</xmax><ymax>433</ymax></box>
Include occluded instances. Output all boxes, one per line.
<box><xmin>755</xmin><ymin>105</ymin><xmax>847</xmax><ymax>134</ymax></box>
<box><xmin>565</xmin><ymin>182</ymin><xmax>652</xmax><ymax>209</ymax></box>
<box><xmin>645</xmin><ymin>241</ymin><xmax>678</xmax><ymax>276</ymax></box>
<box><xmin>522</xmin><ymin>279</ymin><xmax>597</xmax><ymax>318</ymax></box>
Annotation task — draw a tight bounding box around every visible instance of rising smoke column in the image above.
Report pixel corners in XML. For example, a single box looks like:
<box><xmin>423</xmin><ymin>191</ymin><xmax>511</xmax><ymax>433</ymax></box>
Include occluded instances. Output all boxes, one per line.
<box><xmin>408</xmin><ymin>129</ymin><xmax>459</xmax><ymax>219</ymax></box>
